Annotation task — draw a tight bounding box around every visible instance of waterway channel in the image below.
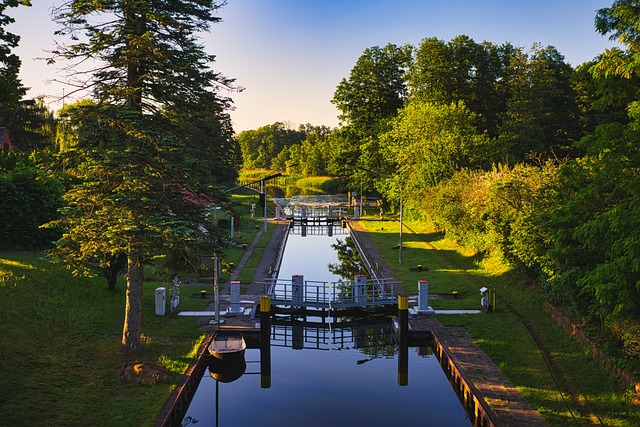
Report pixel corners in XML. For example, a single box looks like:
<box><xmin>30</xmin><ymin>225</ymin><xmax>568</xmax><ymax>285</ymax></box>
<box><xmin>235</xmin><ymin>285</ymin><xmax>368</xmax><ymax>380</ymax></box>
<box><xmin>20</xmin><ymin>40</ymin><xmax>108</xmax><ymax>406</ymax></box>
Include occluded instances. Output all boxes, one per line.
<box><xmin>180</xmin><ymin>219</ymin><xmax>471</xmax><ymax>426</ymax></box>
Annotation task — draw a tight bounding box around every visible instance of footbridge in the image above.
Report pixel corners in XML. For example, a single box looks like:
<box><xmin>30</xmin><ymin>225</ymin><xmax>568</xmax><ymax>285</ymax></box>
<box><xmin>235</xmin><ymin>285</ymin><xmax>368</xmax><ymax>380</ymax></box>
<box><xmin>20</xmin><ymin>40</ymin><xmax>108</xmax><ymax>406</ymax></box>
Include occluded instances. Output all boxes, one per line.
<box><xmin>258</xmin><ymin>202</ymin><xmax>401</xmax><ymax>312</ymax></box>
<box><xmin>260</xmin><ymin>274</ymin><xmax>400</xmax><ymax>310</ymax></box>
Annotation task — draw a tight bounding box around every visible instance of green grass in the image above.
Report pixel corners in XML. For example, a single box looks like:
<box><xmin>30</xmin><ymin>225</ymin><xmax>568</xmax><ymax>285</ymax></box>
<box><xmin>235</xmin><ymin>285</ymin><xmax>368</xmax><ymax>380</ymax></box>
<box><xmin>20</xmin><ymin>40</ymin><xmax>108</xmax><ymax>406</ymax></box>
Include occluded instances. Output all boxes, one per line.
<box><xmin>0</xmin><ymin>252</ymin><xmax>209</xmax><ymax>427</ymax></box>
<box><xmin>295</xmin><ymin>176</ymin><xmax>340</xmax><ymax>193</ymax></box>
<box><xmin>361</xmin><ymin>217</ymin><xmax>488</xmax><ymax>308</ymax></box>
<box><xmin>235</xmin><ymin>221</ymin><xmax>277</xmax><ymax>286</ymax></box>
<box><xmin>0</xmin><ymin>189</ymin><xmax>280</xmax><ymax>426</ymax></box>
<box><xmin>358</xmin><ymin>217</ymin><xmax>640</xmax><ymax>427</ymax></box>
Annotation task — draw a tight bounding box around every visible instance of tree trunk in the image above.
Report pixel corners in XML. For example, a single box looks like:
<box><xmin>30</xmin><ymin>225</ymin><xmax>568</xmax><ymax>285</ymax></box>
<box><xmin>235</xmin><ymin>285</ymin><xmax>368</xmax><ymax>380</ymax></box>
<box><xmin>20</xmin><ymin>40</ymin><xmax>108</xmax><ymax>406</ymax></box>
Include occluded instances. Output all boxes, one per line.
<box><xmin>122</xmin><ymin>252</ymin><xmax>143</xmax><ymax>352</ymax></box>
<box><xmin>105</xmin><ymin>253</ymin><xmax>127</xmax><ymax>292</ymax></box>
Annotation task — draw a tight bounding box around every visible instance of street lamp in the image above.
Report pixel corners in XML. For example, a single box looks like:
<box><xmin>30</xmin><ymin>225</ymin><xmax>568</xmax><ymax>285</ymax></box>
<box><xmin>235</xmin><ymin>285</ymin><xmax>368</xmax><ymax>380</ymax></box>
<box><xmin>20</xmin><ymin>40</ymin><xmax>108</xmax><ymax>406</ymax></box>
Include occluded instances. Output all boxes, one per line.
<box><xmin>225</xmin><ymin>173</ymin><xmax>282</xmax><ymax>232</ymax></box>
<box><xmin>399</xmin><ymin>185</ymin><xmax>403</xmax><ymax>264</ymax></box>
<box><xmin>211</xmin><ymin>254</ymin><xmax>224</xmax><ymax>325</ymax></box>
<box><xmin>359</xmin><ymin>175</ymin><xmax>363</xmax><ymax>218</ymax></box>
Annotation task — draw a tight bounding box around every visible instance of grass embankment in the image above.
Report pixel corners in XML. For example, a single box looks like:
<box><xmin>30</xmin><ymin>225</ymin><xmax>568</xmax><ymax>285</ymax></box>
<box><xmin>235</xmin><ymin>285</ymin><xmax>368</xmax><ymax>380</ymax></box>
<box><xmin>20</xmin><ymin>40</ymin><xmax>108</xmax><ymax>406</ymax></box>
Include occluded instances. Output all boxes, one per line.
<box><xmin>0</xmin><ymin>253</ymin><xmax>208</xmax><ymax>426</ymax></box>
<box><xmin>359</xmin><ymin>216</ymin><xmax>640</xmax><ymax>427</ymax></box>
<box><xmin>0</xmin><ymin>193</ymin><xmax>274</xmax><ymax>427</ymax></box>
<box><xmin>210</xmin><ymin>192</ymin><xmax>267</xmax><ymax>284</ymax></box>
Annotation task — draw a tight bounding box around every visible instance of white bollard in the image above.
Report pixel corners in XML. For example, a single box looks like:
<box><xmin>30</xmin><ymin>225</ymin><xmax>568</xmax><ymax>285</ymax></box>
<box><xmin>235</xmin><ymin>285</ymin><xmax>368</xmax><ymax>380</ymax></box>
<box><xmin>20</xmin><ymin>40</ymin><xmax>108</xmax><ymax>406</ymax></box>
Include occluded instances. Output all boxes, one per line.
<box><xmin>354</xmin><ymin>274</ymin><xmax>366</xmax><ymax>304</ymax></box>
<box><xmin>229</xmin><ymin>281</ymin><xmax>243</xmax><ymax>314</ymax></box>
<box><xmin>417</xmin><ymin>280</ymin><xmax>435</xmax><ymax>314</ymax></box>
<box><xmin>292</xmin><ymin>274</ymin><xmax>304</xmax><ymax>306</ymax></box>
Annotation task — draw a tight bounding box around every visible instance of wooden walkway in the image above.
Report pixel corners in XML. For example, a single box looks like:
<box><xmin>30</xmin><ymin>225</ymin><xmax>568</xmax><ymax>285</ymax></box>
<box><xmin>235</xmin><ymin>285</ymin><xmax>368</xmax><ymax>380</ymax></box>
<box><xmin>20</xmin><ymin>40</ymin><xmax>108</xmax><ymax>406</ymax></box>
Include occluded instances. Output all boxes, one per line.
<box><xmin>411</xmin><ymin>314</ymin><xmax>547</xmax><ymax>426</ymax></box>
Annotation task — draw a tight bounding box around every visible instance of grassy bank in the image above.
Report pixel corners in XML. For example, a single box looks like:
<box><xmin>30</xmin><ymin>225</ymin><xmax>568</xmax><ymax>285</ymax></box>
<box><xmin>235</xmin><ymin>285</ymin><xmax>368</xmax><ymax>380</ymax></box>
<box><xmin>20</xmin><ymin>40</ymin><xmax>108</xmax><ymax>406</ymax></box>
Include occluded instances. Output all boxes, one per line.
<box><xmin>0</xmin><ymin>252</ymin><xmax>209</xmax><ymax>426</ymax></box>
<box><xmin>0</xmin><ymin>193</ymin><xmax>273</xmax><ymax>426</ymax></box>
<box><xmin>359</xmin><ymin>216</ymin><xmax>640</xmax><ymax>426</ymax></box>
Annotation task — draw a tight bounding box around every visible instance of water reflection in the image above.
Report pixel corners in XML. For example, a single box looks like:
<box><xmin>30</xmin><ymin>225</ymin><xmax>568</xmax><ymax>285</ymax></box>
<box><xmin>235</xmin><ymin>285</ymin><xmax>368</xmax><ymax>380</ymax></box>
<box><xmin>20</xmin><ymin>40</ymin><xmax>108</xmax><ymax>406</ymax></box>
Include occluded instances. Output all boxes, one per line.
<box><xmin>277</xmin><ymin>222</ymin><xmax>347</xmax><ymax>282</ymax></box>
<box><xmin>182</xmin><ymin>323</ymin><xmax>470</xmax><ymax>427</ymax></box>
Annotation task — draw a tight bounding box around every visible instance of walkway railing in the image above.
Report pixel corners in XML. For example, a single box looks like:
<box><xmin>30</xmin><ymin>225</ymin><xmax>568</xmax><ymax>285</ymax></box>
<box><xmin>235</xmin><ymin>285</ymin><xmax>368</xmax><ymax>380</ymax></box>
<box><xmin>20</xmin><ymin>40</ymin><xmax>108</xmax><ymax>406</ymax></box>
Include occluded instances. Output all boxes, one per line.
<box><xmin>261</xmin><ymin>277</ymin><xmax>399</xmax><ymax>309</ymax></box>
<box><xmin>346</xmin><ymin>221</ymin><xmax>379</xmax><ymax>281</ymax></box>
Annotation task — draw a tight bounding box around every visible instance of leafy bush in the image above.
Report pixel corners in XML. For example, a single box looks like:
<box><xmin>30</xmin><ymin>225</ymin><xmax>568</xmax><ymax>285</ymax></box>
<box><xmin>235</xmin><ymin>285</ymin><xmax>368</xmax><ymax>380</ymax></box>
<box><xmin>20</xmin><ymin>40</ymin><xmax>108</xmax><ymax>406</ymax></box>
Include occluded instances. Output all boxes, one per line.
<box><xmin>0</xmin><ymin>155</ymin><xmax>64</xmax><ymax>249</ymax></box>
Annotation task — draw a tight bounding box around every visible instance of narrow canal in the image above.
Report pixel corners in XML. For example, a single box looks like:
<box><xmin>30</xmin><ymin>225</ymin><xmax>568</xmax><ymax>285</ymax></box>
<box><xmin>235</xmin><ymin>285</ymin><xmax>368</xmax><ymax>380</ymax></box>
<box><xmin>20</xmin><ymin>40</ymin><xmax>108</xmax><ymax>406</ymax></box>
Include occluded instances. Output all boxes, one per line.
<box><xmin>180</xmin><ymin>218</ymin><xmax>471</xmax><ymax>426</ymax></box>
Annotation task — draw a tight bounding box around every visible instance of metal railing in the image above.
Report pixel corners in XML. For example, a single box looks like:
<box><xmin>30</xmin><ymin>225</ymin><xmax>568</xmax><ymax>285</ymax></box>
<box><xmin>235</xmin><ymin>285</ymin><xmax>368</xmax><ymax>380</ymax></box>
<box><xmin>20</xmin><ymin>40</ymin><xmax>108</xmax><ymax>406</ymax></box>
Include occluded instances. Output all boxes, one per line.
<box><xmin>261</xmin><ymin>277</ymin><xmax>399</xmax><ymax>309</ymax></box>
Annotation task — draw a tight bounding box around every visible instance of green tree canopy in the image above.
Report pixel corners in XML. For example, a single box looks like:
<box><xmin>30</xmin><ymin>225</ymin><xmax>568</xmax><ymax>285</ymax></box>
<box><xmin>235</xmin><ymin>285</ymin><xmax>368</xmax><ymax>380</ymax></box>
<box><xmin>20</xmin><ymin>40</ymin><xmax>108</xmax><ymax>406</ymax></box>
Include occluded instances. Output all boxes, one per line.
<box><xmin>0</xmin><ymin>1</ymin><xmax>30</xmax><ymax>136</ymax></box>
<box><xmin>379</xmin><ymin>101</ymin><xmax>490</xmax><ymax>209</ymax></box>
<box><xmin>236</xmin><ymin>122</ymin><xmax>305</xmax><ymax>170</ymax></box>
<box><xmin>332</xmin><ymin>43</ymin><xmax>410</xmax><ymax>134</ymax></box>
<box><xmin>50</xmin><ymin>0</ymin><xmax>237</xmax><ymax>351</ymax></box>
<box><xmin>498</xmin><ymin>44</ymin><xmax>580</xmax><ymax>162</ymax></box>
<box><xmin>0</xmin><ymin>153</ymin><xmax>63</xmax><ymax>249</ymax></box>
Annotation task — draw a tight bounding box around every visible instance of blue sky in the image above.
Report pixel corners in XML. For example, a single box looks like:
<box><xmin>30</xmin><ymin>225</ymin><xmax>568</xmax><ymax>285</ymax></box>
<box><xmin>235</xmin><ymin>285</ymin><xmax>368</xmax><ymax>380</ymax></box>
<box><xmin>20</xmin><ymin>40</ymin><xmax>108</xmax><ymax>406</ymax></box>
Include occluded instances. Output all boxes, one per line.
<box><xmin>9</xmin><ymin>1</ymin><xmax>619</xmax><ymax>132</ymax></box>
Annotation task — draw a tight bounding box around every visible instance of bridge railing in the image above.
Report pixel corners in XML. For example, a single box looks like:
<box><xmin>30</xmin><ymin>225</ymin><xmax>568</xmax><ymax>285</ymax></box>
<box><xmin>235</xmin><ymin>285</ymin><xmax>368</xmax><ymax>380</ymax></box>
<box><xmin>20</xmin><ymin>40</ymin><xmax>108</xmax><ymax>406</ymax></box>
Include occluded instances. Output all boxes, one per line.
<box><xmin>346</xmin><ymin>221</ymin><xmax>387</xmax><ymax>292</ymax></box>
<box><xmin>261</xmin><ymin>277</ymin><xmax>399</xmax><ymax>309</ymax></box>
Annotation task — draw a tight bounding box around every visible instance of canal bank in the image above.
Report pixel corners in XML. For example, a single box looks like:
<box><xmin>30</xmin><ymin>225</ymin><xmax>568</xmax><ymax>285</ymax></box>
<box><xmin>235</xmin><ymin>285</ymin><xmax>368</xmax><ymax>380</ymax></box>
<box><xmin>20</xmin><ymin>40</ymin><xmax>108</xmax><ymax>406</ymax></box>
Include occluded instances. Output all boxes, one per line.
<box><xmin>348</xmin><ymin>219</ymin><xmax>547</xmax><ymax>426</ymax></box>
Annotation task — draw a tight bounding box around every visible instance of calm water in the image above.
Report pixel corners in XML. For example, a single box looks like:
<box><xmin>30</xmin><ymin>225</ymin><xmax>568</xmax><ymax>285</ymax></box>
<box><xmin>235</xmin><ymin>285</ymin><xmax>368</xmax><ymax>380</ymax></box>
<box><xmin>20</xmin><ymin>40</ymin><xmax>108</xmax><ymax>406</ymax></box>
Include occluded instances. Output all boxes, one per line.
<box><xmin>277</xmin><ymin>221</ymin><xmax>347</xmax><ymax>282</ymax></box>
<box><xmin>181</xmin><ymin>220</ymin><xmax>470</xmax><ymax>426</ymax></box>
<box><xmin>183</xmin><ymin>334</ymin><xmax>470</xmax><ymax>427</ymax></box>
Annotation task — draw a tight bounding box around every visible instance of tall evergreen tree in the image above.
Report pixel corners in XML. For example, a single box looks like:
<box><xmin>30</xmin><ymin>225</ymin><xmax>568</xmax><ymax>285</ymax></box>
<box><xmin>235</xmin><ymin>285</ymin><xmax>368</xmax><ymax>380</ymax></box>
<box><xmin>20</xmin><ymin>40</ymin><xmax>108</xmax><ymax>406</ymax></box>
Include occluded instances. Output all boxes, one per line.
<box><xmin>498</xmin><ymin>44</ymin><xmax>580</xmax><ymax>162</ymax></box>
<box><xmin>0</xmin><ymin>1</ymin><xmax>30</xmax><ymax>130</ymax></box>
<box><xmin>49</xmin><ymin>1</ymin><xmax>237</xmax><ymax>351</ymax></box>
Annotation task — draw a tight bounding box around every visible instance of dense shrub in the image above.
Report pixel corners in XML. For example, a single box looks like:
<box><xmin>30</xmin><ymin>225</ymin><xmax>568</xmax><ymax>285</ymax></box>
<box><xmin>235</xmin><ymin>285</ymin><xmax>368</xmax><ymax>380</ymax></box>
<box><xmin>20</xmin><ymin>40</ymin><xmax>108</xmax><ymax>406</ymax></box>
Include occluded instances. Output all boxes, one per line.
<box><xmin>0</xmin><ymin>155</ymin><xmax>64</xmax><ymax>249</ymax></box>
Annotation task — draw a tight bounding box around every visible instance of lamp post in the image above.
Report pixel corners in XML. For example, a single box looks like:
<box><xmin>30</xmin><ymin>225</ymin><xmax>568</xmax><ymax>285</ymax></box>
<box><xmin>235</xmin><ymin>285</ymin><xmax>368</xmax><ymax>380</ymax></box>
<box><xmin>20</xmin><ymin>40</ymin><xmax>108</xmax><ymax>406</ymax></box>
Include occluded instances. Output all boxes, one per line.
<box><xmin>211</xmin><ymin>254</ymin><xmax>223</xmax><ymax>325</ymax></box>
<box><xmin>261</xmin><ymin>178</ymin><xmax>267</xmax><ymax>231</ymax></box>
<box><xmin>225</xmin><ymin>173</ymin><xmax>281</xmax><ymax>232</ymax></box>
<box><xmin>355</xmin><ymin>165</ymin><xmax>403</xmax><ymax>263</ymax></box>
<box><xmin>359</xmin><ymin>175</ymin><xmax>363</xmax><ymax>218</ymax></box>
<box><xmin>399</xmin><ymin>185</ymin><xmax>403</xmax><ymax>264</ymax></box>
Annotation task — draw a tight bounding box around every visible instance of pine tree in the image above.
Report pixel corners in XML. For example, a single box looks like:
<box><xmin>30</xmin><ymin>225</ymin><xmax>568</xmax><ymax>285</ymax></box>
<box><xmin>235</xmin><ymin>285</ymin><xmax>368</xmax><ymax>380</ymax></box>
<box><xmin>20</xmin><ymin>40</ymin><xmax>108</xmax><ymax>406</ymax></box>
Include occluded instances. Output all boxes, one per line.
<box><xmin>50</xmin><ymin>1</ymin><xmax>239</xmax><ymax>351</ymax></box>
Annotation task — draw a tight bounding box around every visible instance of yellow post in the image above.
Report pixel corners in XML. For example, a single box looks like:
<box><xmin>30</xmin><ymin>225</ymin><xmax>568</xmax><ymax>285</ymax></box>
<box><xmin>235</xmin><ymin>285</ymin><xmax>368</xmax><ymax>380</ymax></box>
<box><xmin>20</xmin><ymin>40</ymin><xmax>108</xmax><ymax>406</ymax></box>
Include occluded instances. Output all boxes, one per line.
<box><xmin>397</xmin><ymin>294</ymin><xmax>409</xmax><ymax>386</ymax></box>
<box><xmin>398</xmin><ymin>294</ymin><xmax>408</xmax><ymax>310</ymax></box>
<box><xmin>260</xmin><ymin>296</ymin><xmax>271</xmax><ymax>313</ymax></box>
<box><xmin>260</xmin><ymin>296</ymin><xmax>272</xmax><ymax>388</ymax></box>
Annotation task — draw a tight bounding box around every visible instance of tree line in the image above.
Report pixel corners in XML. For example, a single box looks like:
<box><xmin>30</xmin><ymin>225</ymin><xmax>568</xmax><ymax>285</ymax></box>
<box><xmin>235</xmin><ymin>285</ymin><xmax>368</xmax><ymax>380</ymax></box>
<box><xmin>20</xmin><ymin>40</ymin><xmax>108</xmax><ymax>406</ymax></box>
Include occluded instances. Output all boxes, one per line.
<box><xmin>238</xmin><ymin>3</ymin><xmax>640</xmax><ymax>371</ymax></box>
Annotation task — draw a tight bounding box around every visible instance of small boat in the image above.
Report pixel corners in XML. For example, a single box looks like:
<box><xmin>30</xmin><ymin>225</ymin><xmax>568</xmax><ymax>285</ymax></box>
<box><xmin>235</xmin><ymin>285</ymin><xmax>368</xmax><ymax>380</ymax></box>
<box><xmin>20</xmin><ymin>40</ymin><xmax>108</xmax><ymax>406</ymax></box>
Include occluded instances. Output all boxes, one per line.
<box><xmin>208</xmin><ymin>331</ymin><xmax>247</xmax><ymax>383</ymax></box>
<box><xmin>208</xmin><ymin>330</ymin><xmax>246</xmax><ymax>360</ymax></box>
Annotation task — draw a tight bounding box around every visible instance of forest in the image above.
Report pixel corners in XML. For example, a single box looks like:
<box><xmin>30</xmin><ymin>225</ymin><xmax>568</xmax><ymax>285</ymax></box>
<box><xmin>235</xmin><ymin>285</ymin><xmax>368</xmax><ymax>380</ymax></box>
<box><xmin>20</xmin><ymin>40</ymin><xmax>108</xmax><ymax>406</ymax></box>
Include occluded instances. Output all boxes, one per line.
<box><xmin>0</xmin><ymin>1</ymin><xmax>639</xmax><ymax>371</ymax></box>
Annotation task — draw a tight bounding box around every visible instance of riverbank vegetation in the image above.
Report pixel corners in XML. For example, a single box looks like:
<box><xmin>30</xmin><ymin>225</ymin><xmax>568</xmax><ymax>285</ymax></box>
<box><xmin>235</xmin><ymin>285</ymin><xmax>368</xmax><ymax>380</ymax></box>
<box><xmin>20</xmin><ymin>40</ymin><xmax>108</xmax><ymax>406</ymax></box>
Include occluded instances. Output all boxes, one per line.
<box><xmin>359</xmin><ymin>217</ymin><xmax>640</xmax><ymax>426</ymax></box>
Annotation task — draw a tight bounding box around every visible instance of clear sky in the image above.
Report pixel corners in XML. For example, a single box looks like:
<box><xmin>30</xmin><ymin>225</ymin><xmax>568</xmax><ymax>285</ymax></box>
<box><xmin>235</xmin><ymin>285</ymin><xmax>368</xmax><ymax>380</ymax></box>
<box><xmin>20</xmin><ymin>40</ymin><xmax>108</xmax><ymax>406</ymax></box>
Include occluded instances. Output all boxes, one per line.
<box><xmin>8</xmin><ymin>1</ymin><xmax>619</xmax><ymax>133</ymax></box>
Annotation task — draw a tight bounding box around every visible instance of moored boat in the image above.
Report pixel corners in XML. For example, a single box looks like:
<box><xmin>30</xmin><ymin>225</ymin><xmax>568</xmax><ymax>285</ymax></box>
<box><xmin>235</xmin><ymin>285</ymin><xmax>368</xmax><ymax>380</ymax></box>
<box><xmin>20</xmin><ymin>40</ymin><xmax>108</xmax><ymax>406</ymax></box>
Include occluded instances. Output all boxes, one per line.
<box><xmin>208</xmin><ymin>330</ymin><xmax>246</xmax><ymax>360</ymax></box>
